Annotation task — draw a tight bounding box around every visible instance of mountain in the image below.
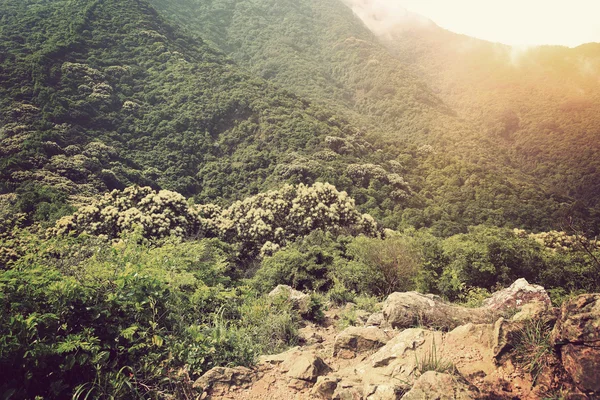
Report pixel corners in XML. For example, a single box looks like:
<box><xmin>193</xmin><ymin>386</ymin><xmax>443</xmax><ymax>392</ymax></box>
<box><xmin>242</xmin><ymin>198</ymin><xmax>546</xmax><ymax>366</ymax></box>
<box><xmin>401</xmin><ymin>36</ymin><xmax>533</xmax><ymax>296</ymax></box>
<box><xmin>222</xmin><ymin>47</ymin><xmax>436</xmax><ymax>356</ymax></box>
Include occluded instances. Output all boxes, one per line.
<box><xmin>2</xmin><ymin>1</ymin><xmax>600</xmax><ymax>398</ymax></box>
<box><xmin>0</xmin><ymin>0</ymin><xmax>378</xmax><ymax>207</ymax></box>
<box><xmin>1</xmin><ymin>0</ymin><xmax>597</xmax><ymax>236</ymax></box>
<box><xmin>345</xmin><ymin>3</ymin><xmax>600</xmax><ymax>233</ymax></box>
<box><xmin>146</xmin><ymin>0</ymin><xmax>587</xmax><ymax>234</ymax></box>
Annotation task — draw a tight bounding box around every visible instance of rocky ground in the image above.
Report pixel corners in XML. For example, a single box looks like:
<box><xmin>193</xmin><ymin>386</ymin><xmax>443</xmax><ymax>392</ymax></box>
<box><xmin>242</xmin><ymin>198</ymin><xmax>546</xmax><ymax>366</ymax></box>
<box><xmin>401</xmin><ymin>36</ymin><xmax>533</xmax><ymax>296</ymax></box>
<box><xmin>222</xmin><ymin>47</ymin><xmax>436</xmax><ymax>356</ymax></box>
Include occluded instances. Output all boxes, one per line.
<box><xmin>192</xmin><ymin>280</ymin><xmax>600</xmax><ymax>399</ymax></box>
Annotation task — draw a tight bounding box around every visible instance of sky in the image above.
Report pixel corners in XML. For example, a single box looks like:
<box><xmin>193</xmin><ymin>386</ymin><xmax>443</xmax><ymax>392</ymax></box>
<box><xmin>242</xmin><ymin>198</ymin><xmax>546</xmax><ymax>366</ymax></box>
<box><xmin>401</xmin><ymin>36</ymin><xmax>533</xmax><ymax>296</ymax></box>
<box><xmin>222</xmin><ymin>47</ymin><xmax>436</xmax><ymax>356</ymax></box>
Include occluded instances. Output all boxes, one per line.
<box><xmin>350</xmin><ymin>0</ymin><xmax>600</xmax><ymax>47</ymax></box>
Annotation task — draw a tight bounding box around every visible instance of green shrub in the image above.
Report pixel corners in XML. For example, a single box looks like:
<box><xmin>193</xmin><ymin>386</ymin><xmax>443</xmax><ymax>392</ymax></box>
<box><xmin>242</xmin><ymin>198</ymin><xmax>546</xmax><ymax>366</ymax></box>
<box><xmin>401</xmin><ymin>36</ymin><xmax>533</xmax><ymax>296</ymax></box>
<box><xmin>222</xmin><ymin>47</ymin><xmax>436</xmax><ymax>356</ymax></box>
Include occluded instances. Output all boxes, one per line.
<box><xmin>327</xmin><ymin>280</ymin><xmax>356</xmax><ymax>306</ymax></box>
<box><xmin>250</xmin><ymin>230</ymin><xmax>342</xmax><ymax>293</ymax></box>
<box><xmin>354</xmin><ymin>294</ymin><xmax>381</xmax><ymax>313</ymax></box>
<box><xmin>0</xmin><ymin>233</ymin><xmax>297</xmax><ymax>399</ymax></box>
<box><xmin>339</xmin><ymin>235</ymin><xmax>419</xmax><ymax>296</ymax></box>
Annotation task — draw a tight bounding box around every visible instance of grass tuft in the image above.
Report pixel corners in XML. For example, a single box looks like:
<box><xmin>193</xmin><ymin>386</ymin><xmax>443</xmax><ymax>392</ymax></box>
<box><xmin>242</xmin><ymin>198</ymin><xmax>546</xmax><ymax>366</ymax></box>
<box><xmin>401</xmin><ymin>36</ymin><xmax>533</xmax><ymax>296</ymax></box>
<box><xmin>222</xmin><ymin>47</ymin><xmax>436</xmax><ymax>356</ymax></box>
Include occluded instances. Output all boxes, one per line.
<box><xmin>512</xmin><ymin>317</ymin><xmax>554</xmax><ymax>384</ymax></box>
<box><xmin>415</xmin><ymin>339</ymin><xmax>456</xmax><ymax>375</ymax></box>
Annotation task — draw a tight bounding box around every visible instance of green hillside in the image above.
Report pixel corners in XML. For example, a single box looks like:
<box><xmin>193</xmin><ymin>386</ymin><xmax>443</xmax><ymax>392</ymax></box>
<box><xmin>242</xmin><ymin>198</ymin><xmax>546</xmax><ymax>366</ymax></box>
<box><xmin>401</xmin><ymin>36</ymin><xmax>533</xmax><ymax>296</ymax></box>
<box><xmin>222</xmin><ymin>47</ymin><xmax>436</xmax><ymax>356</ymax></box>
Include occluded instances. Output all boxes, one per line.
<box><xmin>0</xmin><ymin>0</ymin><xmax>373</xmax><ymax>205</ymax></box>
<box><xmin>375</xmin><ymin>21</ymin><xmax>600</xmax><ymax>234</ymax></box>
<box><xmin>145</xmin><ymin>0</ymin><xmax>583</xmax><ymax>235</ymax></box>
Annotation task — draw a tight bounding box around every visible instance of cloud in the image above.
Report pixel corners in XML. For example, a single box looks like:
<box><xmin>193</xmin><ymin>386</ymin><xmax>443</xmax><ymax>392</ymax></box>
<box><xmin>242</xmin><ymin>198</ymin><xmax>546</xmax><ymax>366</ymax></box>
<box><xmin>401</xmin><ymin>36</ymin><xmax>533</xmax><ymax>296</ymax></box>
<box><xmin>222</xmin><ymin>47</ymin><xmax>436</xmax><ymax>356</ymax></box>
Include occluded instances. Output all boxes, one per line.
<box><xmin>341</xmin><ymin>0</ymin><xmax>434</xmax><ymax>38</ymax></box>
<box><xmin>342</xmin><ymin>0</ymin><xmax>600</xmax><ymax>47</ymax></box>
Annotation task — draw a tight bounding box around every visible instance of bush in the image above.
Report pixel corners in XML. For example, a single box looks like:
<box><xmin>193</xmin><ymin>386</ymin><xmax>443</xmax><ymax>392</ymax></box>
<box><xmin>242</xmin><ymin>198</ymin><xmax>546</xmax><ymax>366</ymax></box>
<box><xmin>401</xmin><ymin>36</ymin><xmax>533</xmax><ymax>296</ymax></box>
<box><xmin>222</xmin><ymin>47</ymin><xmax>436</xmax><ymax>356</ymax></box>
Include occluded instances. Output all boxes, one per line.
<box><xmin>250</xmin><ymin>230</ymin><xmax>342</xmax><ymax>293</ymax></box>
<box><xmin>327</xmin><ymin>280</ymin><xmax>356</xmax><ymax>306</ymax></box>
<box><xmin>338</xmin><ymin>235</ymin><xmax>419</xmax><ymax>296</ymax></box>
<box><xmin>51</xmin><ymin>184</ymin><xmax>380</xmax><ymax>259</ymax></box>
<box><xmin>0</xmin><ymin>233</ymin><xmax>299</xmax><ymax>399</ymax></box>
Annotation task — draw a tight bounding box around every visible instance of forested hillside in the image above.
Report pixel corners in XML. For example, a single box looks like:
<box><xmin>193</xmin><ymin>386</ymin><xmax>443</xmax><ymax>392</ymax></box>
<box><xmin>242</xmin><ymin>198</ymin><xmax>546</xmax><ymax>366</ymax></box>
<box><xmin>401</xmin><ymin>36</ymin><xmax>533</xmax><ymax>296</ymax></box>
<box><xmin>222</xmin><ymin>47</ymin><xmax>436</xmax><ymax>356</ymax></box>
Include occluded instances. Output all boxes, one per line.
<box><xmin>145</xmin><ymin>0</ymin><xmax>595</xmax><ymax>235</ymax></box>
<box><xmin>0</xmin><ymin>0</ymin><xmax>381</xmax><ymax>209</ymax></box>
<box><xmin>361</xmin><ymin>15</ymin><xmax>600</xmax><ymax>234</ymax></box>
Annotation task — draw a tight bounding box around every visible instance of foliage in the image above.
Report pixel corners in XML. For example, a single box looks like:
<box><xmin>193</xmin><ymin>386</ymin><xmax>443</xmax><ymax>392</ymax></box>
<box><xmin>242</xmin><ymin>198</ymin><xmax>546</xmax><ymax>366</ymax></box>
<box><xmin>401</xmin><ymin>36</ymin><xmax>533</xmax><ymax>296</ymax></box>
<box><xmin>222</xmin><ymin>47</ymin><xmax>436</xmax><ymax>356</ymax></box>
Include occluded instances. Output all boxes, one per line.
<box><xmin>250</xmin><ymin>230</ymin><xmax>341</xmax><ymax>293</ymax></box>
<box><xmin>339</xmin><ymin>235</ymin><xmax>419</xmax><ymax>296</ymax></box>
<box><xmin>0</xmin><ymin>233</ymin><xmax>301</xmax><ymax>399</ymax></box>
<box><xmin>1</xmin><ymin>0</ymin><xmax>594</xmax><ymax>239</ymax></box>
<box><xmin>512</xmin><ymin>318</ymin><xmax>554</xmax><ymax>384</ymax></box>
<box><xmin>409</xmin><ymin>226</ymin><xmax>600</xmax><ymax>301</ymax></box>
<box><xmin>51</xmin><ymin>186</ymin><xmax>208</xmax><ymax>240</ymax></box>
<box><xmin>52</xmin><ymin>183</ymin><xmax>378</xmax><ymax>258</ymax></box>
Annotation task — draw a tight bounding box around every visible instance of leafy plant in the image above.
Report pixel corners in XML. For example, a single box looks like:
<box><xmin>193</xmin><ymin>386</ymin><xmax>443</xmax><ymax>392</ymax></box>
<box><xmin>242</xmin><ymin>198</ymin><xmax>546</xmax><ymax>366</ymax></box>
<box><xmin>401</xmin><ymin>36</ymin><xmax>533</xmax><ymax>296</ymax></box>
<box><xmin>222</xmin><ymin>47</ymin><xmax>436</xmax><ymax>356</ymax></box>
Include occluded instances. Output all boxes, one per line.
<box><xmin>512</xmin><ymin>318</ymin><xmax>554</xmax><ymax>384</ymax></box>
<box><xmin>415</xmin><ymin>339</ymin><xmax>456</xmax><ymax>375</ymax></box>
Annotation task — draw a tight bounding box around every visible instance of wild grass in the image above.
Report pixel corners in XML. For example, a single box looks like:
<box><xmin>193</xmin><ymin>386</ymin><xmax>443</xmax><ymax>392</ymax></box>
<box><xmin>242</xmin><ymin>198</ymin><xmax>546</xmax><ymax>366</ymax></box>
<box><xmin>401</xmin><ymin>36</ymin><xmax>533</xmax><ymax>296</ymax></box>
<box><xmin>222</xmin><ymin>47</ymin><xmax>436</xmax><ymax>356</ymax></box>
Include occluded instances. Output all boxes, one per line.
<box><xmin>415</xmin><ymin>339</ymin><xmax>456</xmax><ymax>375</ymax></box>
<box><xmin>512</xmin><ymin>317</ymin><xmax>554</xmax><ymax>384</ymax></box>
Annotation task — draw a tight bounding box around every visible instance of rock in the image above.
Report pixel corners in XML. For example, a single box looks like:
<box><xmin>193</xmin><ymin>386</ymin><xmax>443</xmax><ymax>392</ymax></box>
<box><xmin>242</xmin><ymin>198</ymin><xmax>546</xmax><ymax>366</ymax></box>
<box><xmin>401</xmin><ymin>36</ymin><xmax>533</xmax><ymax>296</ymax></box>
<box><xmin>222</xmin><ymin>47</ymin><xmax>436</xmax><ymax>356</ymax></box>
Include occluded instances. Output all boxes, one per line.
<box><xmin>193</xmin><ymin>366</ymin><xmax>254</xmax><ymax>392</ymax></box>
<box><xmin>288</xmin><ymin>378</ymin><xmax>312</xmax><ymax>390</ymax></box>
<box><xmin>365</xmin><ymin>384</ymin><xmax>405</xmax><ymax>399</ymax></box>
<box><xmin>312</xmin><ymin>376</ymin><xmax>340</xmax><ymax>399</ymax></box>
<box><xmin>332</xmin><ymin>385</ymin><xmax>363</xmax><ymax>400</ymax></box>
<box><xmin>366</xmin><ymin>312</ymin><xmax>384</xmax><ymax>327</ymax></box>
<box><xmin>285</xmin><ymin>354</ymin><xmax>331</xmax><ymax>382</ymax></box>
<box><xmin>444</xmin><ymin>322</ymin><xmax>496</xmax><ymax>378</ymax></box>
<box><xmin>560</xmin><ymin>344</ymin><xmax>600</xmax><ymax>394</ymax></box>
<box><xmin>269</xmin><ymin>284</ymin><xmax>310</xmax><ymax>314</ymax></box>
<box><xmin>401</xmin><ymin>371</ymin><xmax>474</xmax><ymax>400</ymax></box>
<box><xmin>355</xmin><ymin>309</ymin><xmax>372</xmax><ymax>325</ymax></box>
<box><xmin>552</xmin><ymin>294</ymin><xmax>600</xmax><ymax>395</ymax></box>
<box><xmin>511</xmin><ymin>301</ymin><xmax>550</xmax><ymax>322</ymax></box>
<box><xmin>370</xmin><ymin>328</ymin><xmax>428</xmax><ymax>368</ymax></box>
<box><xmin>299</xmin><ymin>326</ymin><xmax>324</xmax><ymax>345</ymax></box>
<box><xmin>259</xmin><ymin>346</ymin><xmax>301</xmax><ymax>365</ymax></box>
<box><xmin>382</xmin><ymin>291</ymin><xmax>493</xmax><ymax>330</ymax></box>
<box><xmin>334</xmin><ymin>326</ymin><xmax>390</xmax><ymax>356</ymax></box>
<box><xmin>382</xmin><ymin>279</ymin><xmax>552</xmax><ymax>331</ymax></box>
<box><xmin>483</xmin><ymin>278</ymin><xmax>551</xmax><ymax>311</ymax></box>
<box><xmin>491</xmin><ymin>317</ymin><xmax>525</xmax><ymax>360</ymax></box>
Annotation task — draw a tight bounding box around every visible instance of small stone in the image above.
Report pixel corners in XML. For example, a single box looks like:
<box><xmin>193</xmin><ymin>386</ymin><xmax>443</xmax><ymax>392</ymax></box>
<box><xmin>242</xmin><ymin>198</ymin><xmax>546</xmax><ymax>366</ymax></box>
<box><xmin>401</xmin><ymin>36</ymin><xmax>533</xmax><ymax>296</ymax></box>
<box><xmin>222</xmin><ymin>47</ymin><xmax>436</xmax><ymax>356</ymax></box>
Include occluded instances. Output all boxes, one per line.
<box><xmin>285</xmin><ymin>354</ymin><xmax>331</xmax><ymax>382</ymax></box>
<box><xmin>334</xmin><ymin>326</ymin><xmax>389</xmax><ymax>356</ymax></box>
<box><xmin>312</xmin><ymin>376</ymin><xmax>340</xmax><ymax>399</ymax></box>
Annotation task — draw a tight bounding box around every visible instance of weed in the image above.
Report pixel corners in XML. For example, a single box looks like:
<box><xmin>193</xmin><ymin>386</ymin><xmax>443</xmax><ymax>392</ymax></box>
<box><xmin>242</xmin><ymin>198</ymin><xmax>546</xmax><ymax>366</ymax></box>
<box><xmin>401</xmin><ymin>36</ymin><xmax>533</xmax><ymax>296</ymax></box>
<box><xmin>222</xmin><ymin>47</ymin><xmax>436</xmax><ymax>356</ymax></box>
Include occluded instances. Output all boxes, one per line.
<box><xmin>512</xmin><ymin>318</ymin><xmax>554</xmax><ymax>384</ymax></box>
<box><xmin>415</xmin><ymin>339</ymin><xmax>456</xmax><ymax>375</ymax></box>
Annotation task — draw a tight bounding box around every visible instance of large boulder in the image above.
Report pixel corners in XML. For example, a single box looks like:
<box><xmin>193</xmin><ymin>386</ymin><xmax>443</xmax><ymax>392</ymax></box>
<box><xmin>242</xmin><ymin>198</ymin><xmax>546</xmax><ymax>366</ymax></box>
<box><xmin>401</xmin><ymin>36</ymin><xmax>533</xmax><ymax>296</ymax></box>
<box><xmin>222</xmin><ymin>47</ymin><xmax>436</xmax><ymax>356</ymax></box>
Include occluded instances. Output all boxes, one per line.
<box><xmin>193</xmin><ymin>366</ymin><xmax>254</xmax><ymax>393</ymax></box>
<box><xmin>552</xmin><ymin>294</ymin><xmax>600</xmax><ymax>395</ymax></box>
<box><xmin>382</xmin><ymin>292</ymin><xmax>493</xmax><ymax>330</ymax></box>
<box><xmin>401</xmin><ymin>371</ymin><xmax>474</xmax><ymax>400</ymax></box>
<box><xmin>382</xmin><ymin>279</ymin><xmax>552</xmax><ymax>331</ymax></box>
<box><xmin>268</xmin><ymin>284</ymin><xmax>310</xmax><ymax>314</ymax></box>
<box><xmin>334</xmin><ymin>326</ymin><xmax>390</xmax><ymax>356</ymax></box>
<box><xmin>483</xmin><ymin>278</ymin><xmax>551</xmax><ymax>310</ymax></box>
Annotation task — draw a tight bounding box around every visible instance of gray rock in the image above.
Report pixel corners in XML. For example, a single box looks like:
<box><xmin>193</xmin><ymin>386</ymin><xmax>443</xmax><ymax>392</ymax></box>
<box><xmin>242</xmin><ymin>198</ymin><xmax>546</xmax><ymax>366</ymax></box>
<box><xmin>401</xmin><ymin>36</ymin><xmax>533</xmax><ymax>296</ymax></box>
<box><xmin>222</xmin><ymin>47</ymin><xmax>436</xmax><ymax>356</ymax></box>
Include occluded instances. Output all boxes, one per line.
<box><xmin>334</xmin><ymin>326</ymin><xmax>389</xmax><ymax>356</ymax></box>
<box><xmin>269</xmin><ymin>284</ymin><xmax>311</xmax><ymax>314</ymax></box>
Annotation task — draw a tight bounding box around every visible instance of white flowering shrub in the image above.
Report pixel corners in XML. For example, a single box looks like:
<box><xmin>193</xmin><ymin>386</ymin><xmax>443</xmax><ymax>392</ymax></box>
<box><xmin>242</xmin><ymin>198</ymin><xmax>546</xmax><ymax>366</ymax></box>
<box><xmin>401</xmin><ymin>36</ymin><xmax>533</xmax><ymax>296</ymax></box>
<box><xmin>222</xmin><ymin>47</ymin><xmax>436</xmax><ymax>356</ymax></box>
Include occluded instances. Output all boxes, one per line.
<box><xmin>514</xmin><ymin>228</ymin><xmax>600</xmax><ymax>253</ymax></box>
<box><xmin>51</xmin><ymin>184</ymin><xmax>379</xmax><ymax>254</ymax></box>
<box><xmin>51</xmin><ymin>186</ymin><xmax>208</xmax><ymax>240</ymax></box>
<box><xmin>216</xmin><ymin>182</ymin><xmax>379</xmax><ymax>255</ymax></box>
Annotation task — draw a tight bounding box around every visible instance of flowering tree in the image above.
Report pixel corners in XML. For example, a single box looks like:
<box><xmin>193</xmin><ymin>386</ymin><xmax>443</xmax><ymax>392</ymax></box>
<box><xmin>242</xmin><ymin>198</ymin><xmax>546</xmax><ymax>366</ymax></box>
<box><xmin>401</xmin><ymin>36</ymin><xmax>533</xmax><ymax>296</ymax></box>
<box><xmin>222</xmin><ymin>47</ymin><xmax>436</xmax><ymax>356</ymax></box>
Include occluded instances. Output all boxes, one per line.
<box><xmin>52</xmin><ymin>183</ymin><xmax>379</xmax><ymax>255</ymax></box>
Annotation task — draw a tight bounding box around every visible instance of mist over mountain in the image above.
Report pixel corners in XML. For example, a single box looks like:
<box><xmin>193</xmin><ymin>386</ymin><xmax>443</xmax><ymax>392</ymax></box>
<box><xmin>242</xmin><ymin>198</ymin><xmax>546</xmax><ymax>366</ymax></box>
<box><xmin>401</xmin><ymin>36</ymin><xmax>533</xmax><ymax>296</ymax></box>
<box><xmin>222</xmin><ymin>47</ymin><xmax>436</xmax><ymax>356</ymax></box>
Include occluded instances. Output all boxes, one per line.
<box><xmin>344</xmin><ymin>4</ymin><xmax>600</xmax><ymax>233</ymax></box>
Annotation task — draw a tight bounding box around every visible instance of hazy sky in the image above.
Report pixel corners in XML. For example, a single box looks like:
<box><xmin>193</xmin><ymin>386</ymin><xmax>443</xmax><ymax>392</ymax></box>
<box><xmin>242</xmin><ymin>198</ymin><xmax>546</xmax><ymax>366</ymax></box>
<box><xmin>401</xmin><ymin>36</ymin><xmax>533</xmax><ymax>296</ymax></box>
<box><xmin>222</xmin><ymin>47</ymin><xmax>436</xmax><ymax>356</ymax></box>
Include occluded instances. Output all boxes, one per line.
<box><xmin>378</xmin><ymin>0</ymin><xmax>600</xmax><ymax>47</ymax></box>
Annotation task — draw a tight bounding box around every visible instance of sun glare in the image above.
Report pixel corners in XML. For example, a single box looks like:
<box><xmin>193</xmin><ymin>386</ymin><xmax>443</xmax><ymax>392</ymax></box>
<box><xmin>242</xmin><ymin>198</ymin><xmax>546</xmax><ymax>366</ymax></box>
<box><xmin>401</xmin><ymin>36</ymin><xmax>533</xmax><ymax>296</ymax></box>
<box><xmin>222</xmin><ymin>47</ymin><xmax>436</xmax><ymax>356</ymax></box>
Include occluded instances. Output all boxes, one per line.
<box><xmin>397</xmin><ymin>0</ymin><xmax>600</xmax><ymax>47</ymax></box>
